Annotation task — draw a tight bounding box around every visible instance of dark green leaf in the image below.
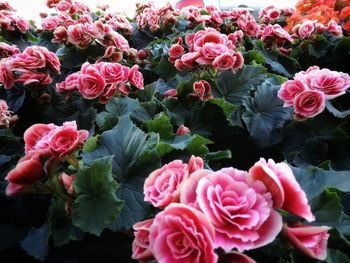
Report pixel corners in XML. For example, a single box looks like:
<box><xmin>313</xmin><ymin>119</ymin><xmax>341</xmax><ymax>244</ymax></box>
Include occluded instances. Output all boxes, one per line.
<box><xmin>146</xmin><ymin>113</ymin><xmax>174</xmax><ymax>140</ymax></box>
<box><xmin>20</xmin><ymin>224</ymin><xmax>49</xmax><ymax>262</ymax></box>
<box><xmin>206</xmin><ymin>150</ymin><xmax>232</xmax><ymax>161</ymax></box>
<box><xmin>326</xmin><ymin>100</ymin><xmax>350</xmax><ymax>119</ymax></box>
<box><xmin>72</xmin><ymin>156</ymin><xmax>124</xmax><ymax>236</ymax></box>
<box><xmin>327</xmin><ymin>249</ymin><xmax>350</xmax><ymax>263</ymax></box>
<box><xmin>242</xmin><ymin>77</ymin><xmax>293</xmax><ymax>148</ymax></box>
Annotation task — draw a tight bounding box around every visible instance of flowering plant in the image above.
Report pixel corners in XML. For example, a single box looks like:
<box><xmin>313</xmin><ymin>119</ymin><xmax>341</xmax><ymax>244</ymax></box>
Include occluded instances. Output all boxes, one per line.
<box><xmin>0</xmin><ymin>0</ymin><xmax>350</xmax><ymax>262</ymax></box>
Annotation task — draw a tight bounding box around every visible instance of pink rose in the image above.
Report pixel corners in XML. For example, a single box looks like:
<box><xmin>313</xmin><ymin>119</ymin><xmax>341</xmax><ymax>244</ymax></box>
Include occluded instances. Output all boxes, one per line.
<box><xmin>41</xmin><ymin>16</ymin><xmax>60</xmax><ymax>31</ymax></box>
<box><xmin>15</xmin><ymin>18</ymin><xmax>30</xmax><ymax>33</ymax></box>
<box><xmin>60</xmin><ymin>172</ymin><xmax>75</xmax><ymax>194</ymax></box>
<box><xmin>169</xmin><ymin>44</ymin><xmax>184</xmax><ymax>59</ymax></box>
<box><xmin>128</xmin><ymin>65</ymin><xmax>144</xmax><ymax>90</ymax></box>
<box><xmin>298</xmin><ymin>21</ymin><xmax>315</xmax><ymax>39</ymax></box>
<box><xmin>278</xmin><ymin>79</ymin><xmax>308</xmax><ymax>107</ymax></box>
<box><xmin>283</xmin><ymin>224</ymin><xmax>330</xmax><ymax>260</ymax></box>
<box><xmin>99</xmin><ymin>84</ymin><xmax>117</xmax><ymax>104</ymax></box>
<box><xmin>53</xmin><ymin>26</ymin><xmax>68</xmax><ymax>44</ymax></box>
<box><xmin>110</xmin><ymin>32</ymin><xmax>130</xmax><ymax>51</ymax></box>
<box><xmin>149</xmin><ymin>203</ymin><xmax>218</xmax><ymax>263</ymax></box>
<box><xmin>56</xmin><ymin>0</ymin><xmax>72</xmax><ymax>12</ymax></box>
<box><xmin>187</xmin><ymin>155</ymin><xmax>203</xmax><ymax>174</ymax></box>
<box><xmin>309</xmin><ymin>69</ymin><xmax>350</xmax><ymax>99</ymax></box>
<box><xmin>176</xmin><ymin>124</ymin><xmax>190</xmax><ymax>135</ymax></box>
<box><xmin>174</xmin><ymin>59</ymin><xmax>187</xmax><ymax>71</ymax></box>
<box><xmin>246</xmin><ymin>21</ymin><xmax>258</xmax><ymax>36</ymax></box>
<box><xmin>12</xmin><ymin>47</ymin><xmax>46</xmax><ymax>70</ymax></box>
<box><xmin>181</xmin><ymin>52</ymin><xmax>200</xmax><ymax>68</ymax></box>
<box><xmin>132</xmin><ymin>218</ymin><xmax>154</xmax><ymax>262</ymax></box>
<box><xmin>16</xmin><ymin>71</ymin><xmax>52</xmax><ymax>86</ymax></box>
<box><xmin>212</xmin><ymin>53</ymin><xmax>235</xmax><ymax>70</ymax></box>
<box><xmin>181</xmin><ymin>168</ymin><xmax>282</xmax><ymax>252</ymax></box>
<box><xmin>327</xmin><ymin>19</ymin><xmax>343</xmax><ymax>37</ymax></box>
<box><xmin>49</xmin><ymin>121</ymin><xmax>88</xmax><ymax>158</ymax></box>
<box><xmin>0</xmin><ymin>61</ymin><xmax>14</xmax><ymax>89</ymax></box>
<box><xmin>231</xmin><ymin>52</ymin><xmax>244</xmax><ymax>70</ymax></box>
<box><xmin>118</xmin><ymin>84</ymin><xmax>130</xmax><ymax>96</ymax></box>
<box><xmin>98</xmin><ymin>62</ymin><xmax>126</xmax><ymax>84</ymax></box>
<box><xmin>192</xmin><ymin>80</ymin><xmax>212</xmax><ymax>101</ymax></box>
<box><xmin>202</xmin><ymin>43</ymin><xmax>228</xmax><ymax>61</ymax></box>
<box><xmin>67</xmin><ymin>24</ymin><xmax>93</xmax><ymax>48</ymax></box>
<box><xmin>56</xmin><ymin>72</ymin><xmax>80</xmax><ymax>93</ymax></box>
<box><xmin>78</xmin><ymin>67</ymin><xmax>106</xmax><ymax>99</ymax></box>
<box><xmin>0</xmin><ymin>42</ymin><xmax>20</xmax><ymax>58</ymax></box>
<box><xmin>249</xmin><ymin>158</ymin><xmax>315</xmax><ymax>222</ymax></box>
<box><xmin>0</xmin><ymin>99</ymin><xmax>11</xmax><ymax>127</ymax></box>
<box><xmin>293</xmin><ymin>90</ymin><xmax>325</xmax><ymax>119</ymax></box>
<box><xmin>24</xmin><ymin>123</ymin><xmax>57</xmax><ymax>156</ymax></box>
<box><xmin>144</xmin><ymin>160</ymin><xmax>189</xmax><ymax>208</ymax></box>
<box><xmin>5</xmin><ymin>154</ymin><xmax>43</xmax><ymax>196</ymax></box>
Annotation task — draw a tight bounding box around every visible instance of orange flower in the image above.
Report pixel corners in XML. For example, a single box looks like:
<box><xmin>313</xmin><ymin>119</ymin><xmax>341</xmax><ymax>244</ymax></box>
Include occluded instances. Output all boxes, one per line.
<box><xmin>343</xmin><ymin>20</ymin><xmax>350</xmax><ymax>34</ymax></box>
<box><xmin>339</xmin><ymin>6</ymin><xmax>350</xmax><ymax>19</ymax></box>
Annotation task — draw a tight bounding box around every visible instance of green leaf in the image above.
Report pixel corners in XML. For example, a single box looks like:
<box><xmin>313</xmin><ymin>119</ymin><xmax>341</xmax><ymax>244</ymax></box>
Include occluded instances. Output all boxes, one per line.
<box><xmin>157</xmin><ymin>55</ymin><xmax>177</xmax><ymax>81</ymax></box>
<box><xmin>292</xmin><ymin>166</ymin><xmax>350</xmax><ymax>200</ymax></box>
<box><xmin>310</xmin><ymin>189</ymin><xmax>342</xmax><ymax>225</ymax></box>
<box><xmin>83</xmin><ymin>116</ymin><xmax>161</xmax><ymax>231</ymax></box>
<box><xmin>72</xmin><ymin>156</ymin><xmax>124</xmax><ymax>236</ymax></box>
<box><xmin>242</xmin><ymin>77</ymin><xmax>293</xmax><ymax>148</ymax></box>
<box><xmin>26</xmin><ymin>31</ymin><xmax>39</xmax><ymax>43</ymax></box>
<box><xmin>207</xmin><ymin>98</ymin><xmax>237</xmax><ymax>121</ymax></box>
<box><xmin>186</xmin><ymin>134</ymin><xmax>213</xmax><ymax>156</ymax></box>
<box><xmin>327</xmin><ymin>249</ymin><xmax>350</xmax><ymax>263</ymax></box>
<box><xmin>326</xmin><ymin>100</ymin><xmax>350</xmax><ymax>119</ymax></box>
<box><xmin>82</xmin><ymin>135</ymin><xmax>99</xmax><ymax>153</ymax></box>
<box><xmin>243</xmin><ymin>49</ymin><xmax>266</xmax><ymax>65</ymax></box>
<box><xmin>146</xmin><ymin>113</ymin><xmax>174</xmax><ymax>140</ymax></box>
<box><xmin>215</xmin><ymin>65</ymin><xmax>267</xmax><ymax>103</ymax></box>
<box><xmin>20</xmin><ymin>224</ymin><xmax>49</xmax><ymax>262</ymax></box>
<box><xmin>49</xmin><ymin>200</ymin><xmax>84</xmax><ymax>246</ymax></box>
<box><xmin>206</xmin><ymin>150</ymin><xmax>232</xmax><ymax>161</ymax></box>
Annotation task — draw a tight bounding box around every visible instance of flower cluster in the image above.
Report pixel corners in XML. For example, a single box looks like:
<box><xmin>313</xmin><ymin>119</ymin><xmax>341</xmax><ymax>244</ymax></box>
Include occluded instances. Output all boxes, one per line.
<box><xmin>170</xmin><ymin>28</ymin><xmax>244</xmax><ymax>71</ymax></box>
<box><xmin>278</xmin><ymin>66</ymin><xmax>350</xmax><ymax>120</ymax></box>
<box><xmin>136</xmin><ymin>2</ymin><xmax>178</xmax><ymax>32</ymax></box>
<box><xmin>5</xmin><ymin>121</ymin><xmax>88</xmax><ymax>196</ymax></box>
<box><xmin>0</xmin><ymin>1</ymin><xmax>31</xmax><ymax>34</ymax></box>
<box><xmin>0</xmin><ymin>99</ymin><xmax>13</xmax><ymax>127</ymax></box>
<box><xmin>286</xmin><ymin>0</ymin><xmax>350</xmax><ymax>35</ymax></box>
<box><xmin>97</xmin><ymin>11</ymin><xmax>133</xmax><ymax>36</ymax></box>
<box><xmin>56</xmin><ymin>62</ymin><xmax>144</xmax><ymax>102</ymax></box>
<box><xmin>132</xmin><ymin>157</ymin><xmax>330</xmax><ymax>262</ymax></box>
<box><xmin>0</xmin><ymin>46</ymin><xmax>61</xmax><ymax>89</ymax></box>
<box><xmin>291</xmin><ymin>19</ymin><xmax>343</xmax><ymax>39</ymax></box>
<box><xmin>41</xmin><ymin>0</ymin><xmax>130</xmax><ymax>51</ymax></box>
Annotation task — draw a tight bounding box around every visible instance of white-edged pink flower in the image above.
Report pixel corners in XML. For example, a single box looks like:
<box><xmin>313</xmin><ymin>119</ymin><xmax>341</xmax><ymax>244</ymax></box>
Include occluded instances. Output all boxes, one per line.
<box><xmin>278</xmin><ymin>79</ymin><xmax>308</xmax><ymax>107</ymax></box>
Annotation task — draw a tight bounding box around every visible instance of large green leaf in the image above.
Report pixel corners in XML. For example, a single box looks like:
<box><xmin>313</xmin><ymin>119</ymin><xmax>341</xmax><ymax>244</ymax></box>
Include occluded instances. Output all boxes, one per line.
<box><xmin>83</xmin><ymin>116</ymin><xmax>161</xmax><ymax>230</ymax></box>
<box><xmin>215</xmin><ymin>65</ymin><xmax>267</xmax><ymax>104</ymax></box>
<box><xmin>292</xmin><ymin>166</ymin><xmax>350</xmax><ymax>200</ymax></box>
<box><xmin>72</xmin><ymin>156</ymin><xmax>124</xmax><ymax>236</ymax></box>
<box><xmin>146</xmin><ymin>113</ymin><xmax>174</xmax><ymax>140</ymax></box>
<box><xmin>327</xmin><ymin>249</ymin><xmax>350</xmax><ymax>263</ymax></box>
<box><xmin>242</xmin><ymin>77</ymin><xmax>293</xmax><ymax>148</ymax></box>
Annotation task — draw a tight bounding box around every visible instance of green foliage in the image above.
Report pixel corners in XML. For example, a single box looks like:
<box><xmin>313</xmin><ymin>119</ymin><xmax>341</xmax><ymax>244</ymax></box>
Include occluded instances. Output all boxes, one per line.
<box><xmin>20</xmin><ymin>224</ymin><xmax>49</xmax><ymax>262</ymax></box>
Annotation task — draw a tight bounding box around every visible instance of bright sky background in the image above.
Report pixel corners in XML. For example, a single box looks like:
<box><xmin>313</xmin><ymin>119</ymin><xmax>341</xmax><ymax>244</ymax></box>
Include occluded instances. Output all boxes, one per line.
<box><xmin>10</xmin><ymin>0</ymin><xmax>298</xmax><ymax>23</ymax></box>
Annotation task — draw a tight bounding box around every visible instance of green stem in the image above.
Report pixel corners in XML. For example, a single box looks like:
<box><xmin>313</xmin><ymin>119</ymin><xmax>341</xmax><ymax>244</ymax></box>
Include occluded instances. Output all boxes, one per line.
<box><xmin>66</xmin><ymin>155</ymin><xmax>79</xmax><ymax>170</ymax></box>
<box><xmin>36</xmin><ymin>182</ymin><xmax>73</xmax><ymax>203</ymax></box>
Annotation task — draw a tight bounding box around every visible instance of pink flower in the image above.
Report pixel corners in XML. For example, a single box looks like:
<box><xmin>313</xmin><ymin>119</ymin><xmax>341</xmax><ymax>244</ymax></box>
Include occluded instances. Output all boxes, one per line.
<box><xmin>246</xmin><ymin>21</ymin><xmax>258</xmax><ymax>36</ymax></box>
<box><xmin>24</xmin><ymin>123</ymin><xmax>57</xmax><ymax>156</ymax></box>
<box><xmin>192</xmin><ymin>80</ymin><xmax>212</xmax><ymax>101</ymax></box>
<box><xmin>309</xmin><ymin>69</ymin><xmax>350</xmax><ymax>99</ymax></box>
<box><xmin>12</xmin><ymin>47</ymin><xmax>46</xmax><ymax>70</ymax></box>
<box><xmin>137</xmin><ymin>49</ymin><xmax>149</xmax><ymax>60</ymax></box>
<box><xmin>132</xmin><ymin>218</ymin><xmax>154</xmax><ymax>262</ymax></box>
<box><xmin>0</xmin><ymin>61</ymin><xmax>14</xmax><ymax>89</ymax></box>
<box><xmin>0</xmin><ymin>99</ymin><xmax>11</xmax><ymax>127</ymax></box>
<box><xmin>99</xmin><ymin>62</ymin><xmax>126</xmax><ymax>84</ymax></box>
<box><xmin>278</xmin><ymin>79</ymin><xmax>308</xmax><ymax>107</ymax></box>
<box><xmin>128</xmin><ymin>65</ymin><xmax>144</xmax><ymax>90</ymax></box>
<box><xmin>56</xmin><ymin>0</ymin><xmax>72</xmax><ymax>12</ymax></box>
<box><xmin>212</xmin><ymin>53</ymin><xmax>235</xmax><ymax>70</ymax></box>
<box><xmin>49</xmin><ymin>121</ymin><xmax>88</xmax><ymax>158</ymax></box>
<box><xmin>67</xmin><ymin>24</ymin><xmax>93</xmax><ymax>48</ymax></box>
<box><xmin>249</xmin><ymin>158</ymin><xmax>314</xmax><ymax>222</ymax></box>
<box><xmin>15</xmin><ymin>18</ymin><xmax>30</xmax><ymax>33</ymax></box>
<box><xmin>181</xmin><ymin>168</ymin><xmax>283</xmax><ymax>252</ymax></box>
<box><xmin>164</xmin><ymin>88</ymin><xmax>177</xmax><ymax>97</ymax></box>
<box><xmin>144</xmin><ymin>160</ymin><xmax>189</xmax><ymax>208</ymax></box>
<box><xmin>202</xmin><ymin>43</ymin><xmax>228</xmax><ymax>61</ymax></box>
<box><xmin>181</xmin><ymin>52</ymin><xmax>200</xmax><ymax>68</ymax></box>
<box><xmin>60</xmin><ymin>172</ymin><xmax>75</xmax><ymax>194</ymax></box>
<box><xmin>41</xmin><ymin>16</ymin><xmax>60</xmax><ymax>31</ymax></box>
<box><xmin>78</xmin><ymin>66</ymin><xmax>106</xmax><ymax>99</ymax></box>
<box><xmin>298</xmin><ymin>21</ymin><xmax>315</xmax><ymax>39</ymax></box>
<box><xmin>149</xmin><ymin>203</ymin><xmax>218</xmax><ymax>263</ymax></box>
<box><xmin>56</xmin><ymin>72</ymin><xmax>80</xmax><ymax>93</ymax></box>
<box><xmin>0</xmin><ymin>42</ymin><xmax>20</xmax><ymax>58</ymax></box>
<box><xmin>169</xmin><ymin>44</ymin><xmax>184</xmax><ymax>59</ymax></box>
<box><xmin>16</xmin><ymin>71</ymin><xmax>52</xmax><ymax>86</ymax></box>
<box><xmin>283</xmin><ymin>224</ymin><xmax>330</xmax><ymax>260</ymax></box>
<box><xmin>5</xmin><ymin>154</ymin><xmax>43</xmax><ymax>196</ymax></box>
<box><xmin>187</xmin><ymin>155</ymin><xmax>203</xmax><ymax>174</ymax></box>
<box><xmin>99</xmin><ymin>84</ymin><xmax>117</xmax><ymax>104</ymax></box>
<box><xmin>176</xmin><ymin>124</ymin><xmax>190</xmax><ymax>135</ymax></box>
<box><xmin>293</xmin><ymin>90</ymin><xmax>325</xmax><ymax>119</ymax></box>
<box><xmin>231</xmin><ymin>52</ymin><xmax>244</xmax><ymax>70</ymax></box>
<box><xmin>174</xmin><ymin>59</ymin><xmax>187</xmax><ymax>71</ymax></box>
<box><xmin>327</xmin><ymin>19</ymin><xmax>342</xmax><ymax>37</ymax></box>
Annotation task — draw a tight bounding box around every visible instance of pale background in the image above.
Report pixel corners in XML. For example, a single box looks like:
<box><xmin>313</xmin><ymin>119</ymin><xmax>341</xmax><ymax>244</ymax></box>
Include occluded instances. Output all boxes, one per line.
<box><xmin>9</xmin><ymin>0</ymin><xmax>297</xmax><ymax>23</ymax></box>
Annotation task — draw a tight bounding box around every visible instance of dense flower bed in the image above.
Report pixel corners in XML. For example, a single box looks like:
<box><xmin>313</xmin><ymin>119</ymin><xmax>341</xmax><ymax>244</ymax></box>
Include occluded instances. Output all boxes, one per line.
<box><xmin>0</xmin><ymin>0</ymin><xmax>350</xmax><ymax>262</ymax></box>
